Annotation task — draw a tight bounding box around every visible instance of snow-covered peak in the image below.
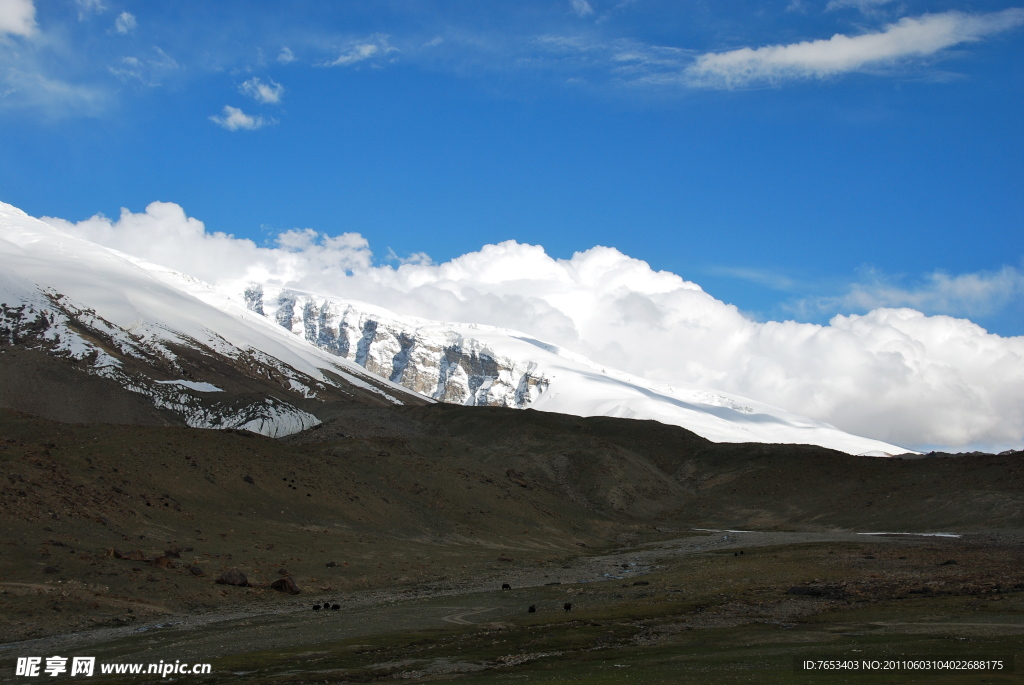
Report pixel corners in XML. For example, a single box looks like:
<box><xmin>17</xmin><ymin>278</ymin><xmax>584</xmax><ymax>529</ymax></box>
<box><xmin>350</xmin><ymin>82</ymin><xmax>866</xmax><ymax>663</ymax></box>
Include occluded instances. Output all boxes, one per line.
<box><xmin>0</xmin><ymin>199</ymin><xmax>912</xmax><ymax>454</ymax></box>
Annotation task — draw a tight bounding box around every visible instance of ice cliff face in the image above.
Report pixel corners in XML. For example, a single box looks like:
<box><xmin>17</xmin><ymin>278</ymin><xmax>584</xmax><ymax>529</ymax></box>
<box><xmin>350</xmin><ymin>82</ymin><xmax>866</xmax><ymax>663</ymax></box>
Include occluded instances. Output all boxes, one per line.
<box><xmin>255</xmin><ymin>286</ymin><xmax>549</xmax><ymax>409</ymax></box>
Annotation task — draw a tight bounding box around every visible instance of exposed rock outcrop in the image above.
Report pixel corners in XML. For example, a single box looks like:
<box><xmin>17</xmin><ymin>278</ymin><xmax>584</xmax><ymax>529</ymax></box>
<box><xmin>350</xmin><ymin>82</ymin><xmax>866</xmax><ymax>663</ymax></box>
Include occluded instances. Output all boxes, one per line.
<box><xmin>215</xmin><ymin>568</ymin><xmax>249</xmax><ymax>587</ymax></box>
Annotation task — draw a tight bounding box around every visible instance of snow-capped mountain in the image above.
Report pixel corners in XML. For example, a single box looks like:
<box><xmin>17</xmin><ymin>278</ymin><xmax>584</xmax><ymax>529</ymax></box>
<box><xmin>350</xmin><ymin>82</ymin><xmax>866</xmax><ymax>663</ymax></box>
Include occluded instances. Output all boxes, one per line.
<box><xmin>232</xmin><ymin>283</ymin><xmax>911</xmax><ymax>455</ymax></box>
<box><xmin>0</xmin><ymin>202</ymin><xmax>423</xmax><ymax>436</ymax></box>
<box><xmin>0</xmin><ymin>200</ymin><xmax>910</xmax><ymax>454</ymax></box>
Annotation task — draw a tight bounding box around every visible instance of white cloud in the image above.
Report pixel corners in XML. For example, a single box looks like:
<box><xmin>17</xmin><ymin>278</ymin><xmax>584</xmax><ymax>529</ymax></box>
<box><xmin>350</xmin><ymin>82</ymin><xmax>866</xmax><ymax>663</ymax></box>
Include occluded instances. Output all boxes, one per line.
<box><xmin>325</xmin><ymin>34</ymin><xmax>396</xmax><ymax>67</ymax></box>
<box><xmin>43</xmin><ymin>203</ymin><xmax>1024</xmax><ymax>452</ymax></box>
<box><xmin>113</xmin><ymin>11</ymin><xmax>136</xmax><ymax>35</ymax></box>
<box><xmin>796</xmin><ymin>266</ymin><xmax>1024</xmax><ymax>320</ymax></box>
<box><xmin>528</xmin><ymin>34</ymin><xmax>691</xmax><ymax>86</ymax></box>
<box><xmin>209</xmin><ymin>105</ymin><xmax>273</xmax><ymax>131</ymax></box>
<box><xmin>826</xmin><ymin>0</ymin><xmax>896</xmax><ymax>11</ymax></box>
<box><xmin>329</xmin><ymin>43</ymin><xmax>378</xmax><ymax>66</ymax></box>
<box><xmin>0</xmin><ymin>0</ymin><xmax>36</xmax><ymax>36</ymax></box>
<box><xmin>75</xmin><ymin>0</ymin><xmax>105</xmax><ymax>18</ymax></box>
<box><xmin>687</xmin><ymin>9</ymin><xmax>1024</xmax><ymax>87</ymax></box>
<box><xmin>711</xmin><ymin>266</ymin><xmax>800</xmax><ymax>292</ymax></box>
<box><xmin>107</xmin><ymin>47</ymin><xmax>178</xmax><ymax>86</ymax></box>
<box><xmin>0</xmin><ymin>66</ymin><xmax>107</xmax><ymax>116</ymax></box>
<box><xmin>43</xmin><ymin>202</ymin><xmax>372</xmax><ymax>286</ymax></box>
<box><xmin>277</xmin><ymin>46</ymin><xmax>295</xmax><ymax>64</ymax></box>
<box><xmin>239</xmin><ymin>76</ymin><xmax>284</xmax><ymax>104</ymax></box>
<box><xmin>0</xmin><ymin>4</ymin><xmax>111</xmax><ymax>116</ymax></box>
<box><xmin>570</xmin><ymin>0</ymin><xmax>594</xmax><ymax>18</ymax></box>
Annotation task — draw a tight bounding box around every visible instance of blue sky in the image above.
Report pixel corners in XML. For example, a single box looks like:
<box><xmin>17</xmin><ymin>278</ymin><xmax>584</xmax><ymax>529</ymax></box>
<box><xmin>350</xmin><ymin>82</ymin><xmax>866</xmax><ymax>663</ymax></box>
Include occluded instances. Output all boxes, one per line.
<box><xmin>2</xmin><ymin>0</ymin><xmax>1023</xmax><ymax>336</ymax></box>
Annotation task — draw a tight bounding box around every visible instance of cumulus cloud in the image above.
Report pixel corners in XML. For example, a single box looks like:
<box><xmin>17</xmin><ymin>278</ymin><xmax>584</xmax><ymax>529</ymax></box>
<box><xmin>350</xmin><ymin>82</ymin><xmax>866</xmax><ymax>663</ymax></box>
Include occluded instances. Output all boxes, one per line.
<box><xmin>239</xmin><ymin>77</ymin><xmax>284</xmax><ymax>104</ymax></box>
<box><xmin>325</xmin><ymin>34</ymin><xmax>396</xmax><ymax>67</ymax></box>
<box><xmin>113</xmin><ymin>11</ymin><xmax>135</xmax><ymax>34</ymax></box>
<box><xmin>42</xmin><ymin>203</ymin><xmax>1024</xmax><ymax>452</ymax></box>
<box><xmin>0</xmin><ymin>0</ymin><xmax>36</xmax><ymax>36</ymax></box>
<box><xmin>687</xmin><ymin>9</ymin><xmax>1024</xmax><ymax>87</ymax></box>
<box><xmin>570</xmin><ymin>0</ymin><xmax>594</xmax><ymax>18</ymax></box>
<box><xmin>209</xmin><ymin>105</ymin><xmax>273</xmax><ymax>131</ymax></box>
<box><xmin>43</xmin><ymin>202</ymin><xmax>372</xmax><ymax>286</ymax></box>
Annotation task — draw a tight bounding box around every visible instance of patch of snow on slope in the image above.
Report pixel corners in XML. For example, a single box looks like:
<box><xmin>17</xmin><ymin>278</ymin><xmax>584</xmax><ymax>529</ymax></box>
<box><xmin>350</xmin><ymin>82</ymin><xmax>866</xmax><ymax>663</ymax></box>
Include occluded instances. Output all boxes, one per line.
<box><xmin>154</xmin><ymin>380</ymin><xmax>223</xmax><ymax>392</ymax></box>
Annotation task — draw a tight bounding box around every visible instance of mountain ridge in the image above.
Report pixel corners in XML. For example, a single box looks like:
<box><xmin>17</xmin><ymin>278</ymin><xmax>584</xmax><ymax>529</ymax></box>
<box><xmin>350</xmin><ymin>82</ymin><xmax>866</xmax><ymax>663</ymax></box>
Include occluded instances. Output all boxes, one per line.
<box><xmin>0</xmin><ymin>200</ymin><xmax>909</xmax><ymax>454</ymax></box>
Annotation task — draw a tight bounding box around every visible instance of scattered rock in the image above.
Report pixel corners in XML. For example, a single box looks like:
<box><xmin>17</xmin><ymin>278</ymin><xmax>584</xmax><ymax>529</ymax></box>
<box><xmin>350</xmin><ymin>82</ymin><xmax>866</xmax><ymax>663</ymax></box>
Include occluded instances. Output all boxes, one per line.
<box><xmin>215</xmin><ymin>568</ymin><xmax>249</xmax><ymax>587</ymax></box>
<box><xmin>269</xmin><ymin>575</ymin><xmax>301</xmax><ymax>595</ymax></box>
<box><xmin>278</xmin><ymin>568</ymin><xmax>289</xmax><ymax>575</ymax></box>
<box><xmin>563</xmin><ymin>602</ymin><xmax>573</xmax><ymax>612</ymax></box>
<box><xmin>43</xmin><ymin>566</ymin><xmax>60</xmax><ymax>574</ymax></box>
<box><xmin>163</xmin><ymin>549</ymin><xmax>181</xmax><ymax>558</ymax></box>
<box><xmin>528</xmin><ymin>605</ymin><xmax>536</xmax><ymax>613</ymax></box>
<box><xmin>150</xmin><ymin>556</ymin><xmax>176</xmax><ymax>569</ymax></box>
<box><xmin>243</xmin><ymin>475</ymin><xmax>254</xmax><ymax>484</ymax></box>
<box><xmin>110</xmin><ymin>549</ymin><xmax>147</xmax><ymax>561</ymax></box>
<box><xmin>189</xmin><ymin>566</ymin><xmax>204</xmax><ymax>576</ymax></box>
<box><xmin>632</xmin><ymin>581</ymin><xmax>649</xmax><ymax>586</ymax></box>
<box><xmin>505</xmin><ymin>469</ymin><xmax>530</xmax><ymax>488</ymax></box>
<box><xmin>940</xmin><ymin>560</ymin><xmax>958</xmax><ymax>566</ymax></box>
<box><xmin>325</xmin><ymin>561</ymin><xmax>337</xmax><ymax>568</ymax></box>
